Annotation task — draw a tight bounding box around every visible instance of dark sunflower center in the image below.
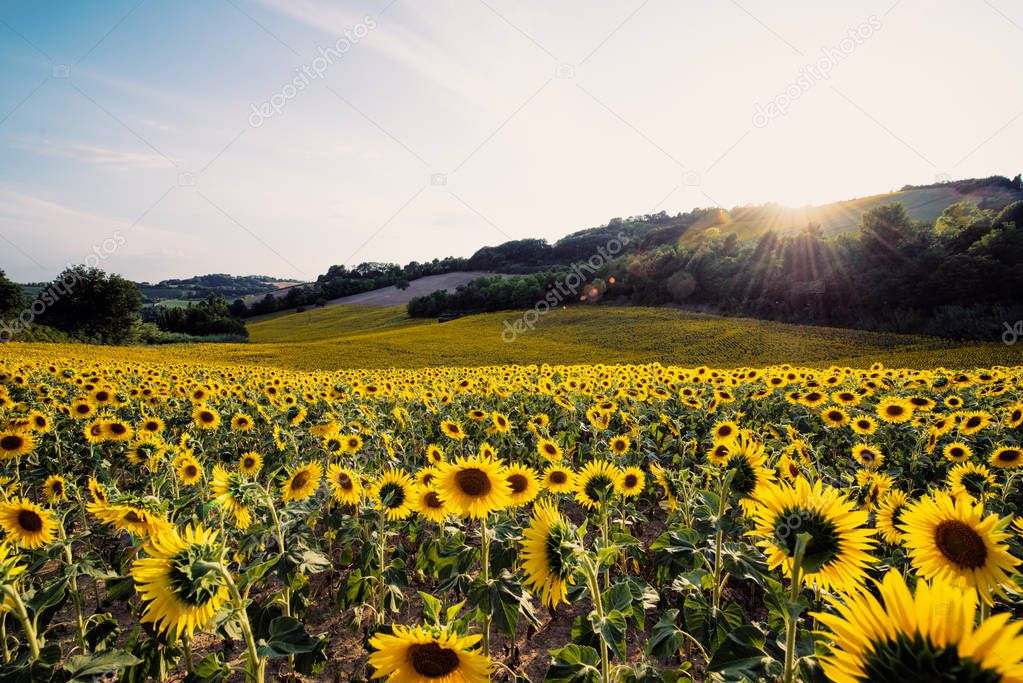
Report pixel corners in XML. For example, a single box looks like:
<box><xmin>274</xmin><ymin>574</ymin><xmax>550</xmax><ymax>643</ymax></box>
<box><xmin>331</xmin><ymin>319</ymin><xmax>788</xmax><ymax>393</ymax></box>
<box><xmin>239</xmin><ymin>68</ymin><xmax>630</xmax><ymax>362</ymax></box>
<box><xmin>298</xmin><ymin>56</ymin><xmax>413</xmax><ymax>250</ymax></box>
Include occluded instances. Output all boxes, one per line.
<box><xmin>407</xmin><ymin>642</ymin><xmax>460</xmax><ymax>677</ymax></box>
<box><xmin>886</xmin><ymin>406</ymin><xmax>904</xmax><ymax>417</ymax></box>
<box><xmin>549</xmin><ymin>471</ymin><xmax>567</xmax><ymax>485</ymax></box>
<box><xmin>827</xmin><ymin>411</ymin><xmax>842</xmax><ymax>421</ymax></box>
<box><xmin>200</xmin><ymin>412</ymin><xmax>214</xmax><ymax>423</ymax></box>
<box><xmin>424</xmin><ymin>491</ymin><xmax>443</xmax><ymax>509</ymax></box>
<box><xmin>336</xmin><ymin>473</ymin><xmax>353</xmax><ymax>489</ymax></box>
<box><xmin>75</xmin><ymin>405</ymin><xmax>90</xmax><ymax>414</ymax></box>
<box><xmin>508</xmin><ymin>474</ymin><xmax>528</xmax><ymax>493</ymax></box>
<box><xmin>185</xmin><ymin>466</ymin><xmax>198</xmax><ymax>478</ymax></box>
<box><xmin>378</xmin><ymin>482</ymin><xmax>405</xmax><ymax>509</ymax></box>
<box><xmin>624</xmin><ymin>474</ymin><xmax>638</xmax><ymax>488</ymax></box>
<box><xmin>934</xmin><ymin>520</ymin><xmax>987</xmax><ymax>569</ymax></box>
<box><xmin>717</xmin><ymin>426</ymin><xmax>733</xmax><ymax>438</ymax></box>
<box><xmin>17</xmin><ymin>509</ymin><xmax>43</xmax><ymax>532</ymax></box>
<box><xmin>544</xmin><ymin>444</ymin><xmax>557</xmax><ymax>455</ymax></box>
<box><xmin>243</xmin><ymin>458</ymin><xmax>256</xmax><ymax>469</ymax></box>
<box><xmin>859</xmin><ymin>449</ymin><xmax>877</xmax><ymax>463</ymax></box>
<box><xmin>772</xmin><ymin>507</ymin><xmax>841</xmax><ymax>573</ymax></box>
<box><xmin>110</xmin><ymin>423</ymin><xmax>127</xmax><ymax>435</ymax></box>
<box><xmin>861</xmin><ymin>632</ymin><xmax>1001</xmax><ymax>683</ymax></box>
<box><xmin>997</xmin><ymin>450</ymin><xmax>1020</xmax><ymax>462</ymax></box>
<box><xmin>454</xmin><ymin>468</ymin><xmax>491</xmax><ymax>497</ymax></box>
<box><xmin>124</xmin><ymin>510</ymin><xmax>143</xmax><ymax>523</ymax></box>
<box><xmin>52</xmin><ymin>482</ymin><xmax>63</xmax><ymax>496</ymax></box>
<box><xmin>291</xmin><ymin>471</ymin><xmax>310</xmax><ymax>490</ymax></box>
<box><xmin>348</xmin><ymin>438</ymin><xmax>359</xmax><ymax>448</ymax></box>
<box><xmin>949</xmin><ymin>447</ymin><xmax>965</xmax><ymax>458</ymax></box>
<box><xmin>0</xmin><ymin>435</ymin><xmax>23</xmax><ymax>450</ymax></box>
<box><xmin>965</xmin><ymin>417</ymin><xmax>981</xmax><ymax>429</ymax></box>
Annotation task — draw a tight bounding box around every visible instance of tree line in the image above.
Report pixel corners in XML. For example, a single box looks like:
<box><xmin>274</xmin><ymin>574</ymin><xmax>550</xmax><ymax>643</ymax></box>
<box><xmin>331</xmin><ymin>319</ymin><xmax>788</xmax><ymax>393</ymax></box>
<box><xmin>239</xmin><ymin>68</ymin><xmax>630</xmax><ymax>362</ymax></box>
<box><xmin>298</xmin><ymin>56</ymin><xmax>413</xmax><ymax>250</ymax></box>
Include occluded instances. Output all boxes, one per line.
<box><xmin>408</xmin><ymin>199</ymin><xmax>1023</xmax><ymax>341</ymax></box>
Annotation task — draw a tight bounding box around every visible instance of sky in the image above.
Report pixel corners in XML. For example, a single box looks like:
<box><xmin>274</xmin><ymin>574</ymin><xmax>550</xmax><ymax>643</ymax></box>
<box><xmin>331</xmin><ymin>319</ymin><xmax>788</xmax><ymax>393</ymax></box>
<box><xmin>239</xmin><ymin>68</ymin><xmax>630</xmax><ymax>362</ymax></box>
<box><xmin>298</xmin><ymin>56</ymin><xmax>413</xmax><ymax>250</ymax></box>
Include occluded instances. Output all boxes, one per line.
<box><xmin>0</xmin><ymin>0</ymin><xmax>1021</xmax><ymax>283</ymax></box>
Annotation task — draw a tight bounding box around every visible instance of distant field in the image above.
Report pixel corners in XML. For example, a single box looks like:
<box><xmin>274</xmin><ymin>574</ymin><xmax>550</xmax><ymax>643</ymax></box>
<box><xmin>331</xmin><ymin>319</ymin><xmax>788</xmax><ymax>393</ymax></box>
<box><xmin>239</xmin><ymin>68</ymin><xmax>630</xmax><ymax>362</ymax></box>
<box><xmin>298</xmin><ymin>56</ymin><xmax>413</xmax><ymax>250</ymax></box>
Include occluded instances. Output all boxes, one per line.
<box><xmin>8</xmin><ymin>305</ymin><xmax>1020</xmax><ymax>371</ymax></box>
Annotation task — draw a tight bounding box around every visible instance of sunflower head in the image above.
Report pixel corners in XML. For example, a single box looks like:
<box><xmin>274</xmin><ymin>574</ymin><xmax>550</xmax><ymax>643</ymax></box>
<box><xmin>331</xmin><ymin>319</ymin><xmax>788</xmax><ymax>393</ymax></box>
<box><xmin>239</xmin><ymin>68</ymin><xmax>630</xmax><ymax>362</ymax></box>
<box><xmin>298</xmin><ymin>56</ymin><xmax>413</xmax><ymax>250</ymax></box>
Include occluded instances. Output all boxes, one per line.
<box><xmin>131</xmin><ymin>524</ymin><xmax>229</xmax><ymax>639</ymax></box>
<box><xmin>574</xmin><ymin>460</ymin><xmax>620</xmax><ymax>511</ymax></box>
<box><xmin>748</xmin><ymin>477</ymin><xmax>876</xmax><ymax>593</ymax></box>
<box><xmin>0</xmin><ymin>498</ymin><xmax>57</xmax><ymax>549</ymax></box>
<box><xmin>280</xmin><ymin>462</ymin><xmax>323</xmax><ymax>503</ymax></box>
<box><xmin>813</xmin><ymin>570</ymin><xmax>1023</xmax><ymax>683</ymax></box>
<box><xmin>368</xmin><ymin>625</ymin><xmax>491</xmax><ymax>682</ymax></box>
<box><xmin>519</xmin><ymin>501</ymin><xmax>578</xmax><ymax>607</ymax></box>
<box><xmin>435</xmin><ymin>455</ymin><xmax>510</xmax><ymax>519</ymax></box>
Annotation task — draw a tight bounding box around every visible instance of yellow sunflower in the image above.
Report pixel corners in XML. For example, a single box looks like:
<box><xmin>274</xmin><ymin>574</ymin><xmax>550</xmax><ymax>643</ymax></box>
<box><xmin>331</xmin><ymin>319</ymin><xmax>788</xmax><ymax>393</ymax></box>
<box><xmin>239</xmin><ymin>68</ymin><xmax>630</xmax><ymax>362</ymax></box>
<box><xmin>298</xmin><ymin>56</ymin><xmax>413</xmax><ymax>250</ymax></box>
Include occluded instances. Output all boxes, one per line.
<box><xmin>747</xmin><ymin>477</ymin><xmax>877</xmax><ymax>594</ymax></box>
<box><xmin>425</xmin><ymin>444</ymin><xmax>446</xmax><ymax>466</ymax></box>
<box><xmin>710</xmin><ymin>420</ymin><xmax>739</xmax><ymax>443</ymax></box>
<box><xmin>280</xmin><ymin>462</ymin><xmax>323</xmax><ymax>503</ymax></box>
<box><xmin>536</xmin><ymin>438</ymin><xmax>562</xmax><ymax>462</ymax></box>
<box><xmin>851</xmin><ymin>443</ymin><xmax>884</xmax><ymax>469</ymax></box>
<box><xmin>989</xmin><ymin>445</ymin><xmax>1023</xmax><ymax>469</ymax></box>
<box><xmin>519</xmin><ymin>501</ymin><xmax>577</xmax><ymax>608</ymax></box>
<box><xmin>175</xmin><ymin>455</ymin><xmax>203</xmax><ymax>486</ymax></box>
<box><xmin>875</xmin><ymin>489</ymin><xmax>910</xmax><ymax>545</ymax></box>
<box><xmin>131</xmin><ymin>524</ymin><xmax>229</xmax><ymax>639</ymax></box>
<box><xmin>615</xmin><ymin>466</ymin><xmax>645</xmax><ymax>497</ymax></box>
<box><xmin>943</xmin><ymin>441</ymin><xmax>973</xmax><ymax>463</ymax></box>
<box><xmin>192</xmin><ymin>405</ymin><xmax>221</xmax><ymax>430</ymax></box>
<box><xmin>821</xmin><ymin>406</ymin><xmax>850</xmax><ymax>428</ymax></box>
<box><xmin>948</xmin><ymin>462</ymin><xmax>997</xmax><ymax>502</ymax></box>
<box><xmin>367</xmin><ymin>625</ymin><xmax>491</xmax><ymax>683</ymax></box>
<box><xmin>413</xmin><ymin>486</ymin><xmax>449</xmax><ymax>524</ymax></box>
<box><xmin>542</xmin><ymin>465</ymin><xmax>576</xmax><ymax>493</ymax></box>
<box><xmin>326</xmin><ymin>463</ymin><xmax>362</xmax><ymax>505</ymax></box>
<box><xmin>439</xmin><ymin>420</ymin><xmax>466</xmax><ymax>441</ymax></box>
<box><xmin>42</xmin><ymin>475</ymin><xmax>67</xmax><ymax>503</ymax></box>
<box><xmin>238</xmin><ymin>451</ymin><xmax>263</xmax><ymax>476</ymax></box>
<box><xmin>958</xmin><ymin>410</ymin><xmax>992</xmax><ymax>435</ymax></box>
<box><xmin>899</xmin><ymin>490</ymin><xmax>1018</xmax><ymax>603</ymax></box>
<box><xmin>609</xmin><ymin>434</ymin><xmax>631</xmax><ymax>455</ymax></box>
<box><xmin>0</xmin><ymin>430</ymin><xmax>35</xmax><ymax>460</ymax></box>
<box><xmin>210</xmin><ymin>466</ymin><xmax>251</xmax><ymax>529</ymax></box>
<box><xmin>849</xmin><ymin>415</ymin><xmax>877</xmax><ymax>435</ymax></box>
<box><xmin>434</xmin><ymin>455</ymin><xmax>510</xmax><ymax>519</ymax></box>
<box><xmin>371</xmin><ymin>469</ymin><xmax>416</xmax><ymax>521</ymax></box>
<box><xmin>813</xmin><ymin>570</ymin><xmax>1023</xmax><ymax>683</ymax></box>
<box><xmin>876</xmin><ymin>397</ymin><xmax>913</xmax><ymax>424</ymax></box>
<box><xmin>0</xmin><ymin>498</ymin><xmax>56</xmax><ymax>549</ymax></box>
<box><xmin>504</xmin><ymin>464</ymin><xmax>541</xmax><ymax>507</ymax></box>
<box><xmin>230</xmin><ymin>413</ymin><xmax>254</xmax><ymax>432</ymax></box>
<box><xmin>574</xmin><ymin>460</ymin><xmax>621</xmax><ymax>511</ymax></box>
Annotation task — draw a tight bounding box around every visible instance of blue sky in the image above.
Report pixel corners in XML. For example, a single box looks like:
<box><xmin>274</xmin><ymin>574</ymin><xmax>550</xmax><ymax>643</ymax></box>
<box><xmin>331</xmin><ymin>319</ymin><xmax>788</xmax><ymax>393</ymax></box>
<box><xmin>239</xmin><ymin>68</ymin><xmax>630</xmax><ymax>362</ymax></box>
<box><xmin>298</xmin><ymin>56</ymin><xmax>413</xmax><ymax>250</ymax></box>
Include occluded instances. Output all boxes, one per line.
<box><xmin>1</xmin><ymin>0</ymin><xmax>1021</xmax><ymax>282</ymax></box>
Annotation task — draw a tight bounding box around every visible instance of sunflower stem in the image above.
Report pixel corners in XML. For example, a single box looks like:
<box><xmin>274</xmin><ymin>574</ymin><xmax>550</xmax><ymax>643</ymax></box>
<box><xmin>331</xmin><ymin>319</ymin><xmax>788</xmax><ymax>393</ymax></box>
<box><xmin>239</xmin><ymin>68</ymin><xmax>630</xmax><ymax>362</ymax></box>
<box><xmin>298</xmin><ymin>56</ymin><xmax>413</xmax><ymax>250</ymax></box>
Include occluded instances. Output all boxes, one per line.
<box><xmin>0</xmin><ymin>615</ymin><xmax>9</xmax><ymax>663</ymax></box>
<box><xmin>59</xmin><ymin>521</ymin><xmax>87</xmax><ymax>649</ymax></box>
<box><xmin>711</xmin><ymin>469</ymin><xmax>736</xmax><ymax>614</ymax></box>
<box><xmin>1</xmin><ymin>584</ymin><xmax>39</xmax><ymax>662</ymax></box>
<box><xmin>376</xmin><ymin>506</ymin><xmax>387</xmax><ymax>626</ymax></box>
<box><xmin>213</xmin><ymin>562</ymin><xmax>265</xmax><ymax>683</ymax></box>
<box><xmin>580</xmin><ymin>554</ymin><xmax>611</xmax><ymax>683</ymax></box>
<box><xmin>480</xmin><ymin>515</ymin><xmax>492</xmax><ymax>658</ymax></box>
<box><xmin>782</xmin><ymin>532</ymin><xmax>810</xmax><ymax>683</ymax></box>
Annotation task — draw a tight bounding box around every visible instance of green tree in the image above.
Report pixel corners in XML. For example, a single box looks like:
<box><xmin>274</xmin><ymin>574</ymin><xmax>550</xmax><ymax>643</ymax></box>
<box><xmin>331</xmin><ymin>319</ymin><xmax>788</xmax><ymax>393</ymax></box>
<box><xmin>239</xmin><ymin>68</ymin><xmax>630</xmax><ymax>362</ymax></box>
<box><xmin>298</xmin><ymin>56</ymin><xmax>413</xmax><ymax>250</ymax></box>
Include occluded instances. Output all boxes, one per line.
<box><xmin>38</xmin><ymin>266</ymin><xmax>142</xmax><ymax>344</ymax></box>
<box><xmin>0</xmin><ymin>270</ymin><xmax>23</xmax><ymax>319</ymax></box>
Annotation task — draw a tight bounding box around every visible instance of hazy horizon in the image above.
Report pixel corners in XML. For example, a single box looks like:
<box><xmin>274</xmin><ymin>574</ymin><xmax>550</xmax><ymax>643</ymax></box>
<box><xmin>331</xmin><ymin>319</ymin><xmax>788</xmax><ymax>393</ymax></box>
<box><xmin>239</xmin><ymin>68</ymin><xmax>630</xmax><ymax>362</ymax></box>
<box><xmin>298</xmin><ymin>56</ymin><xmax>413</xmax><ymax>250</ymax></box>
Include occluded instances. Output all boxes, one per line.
<box><xmin>2</xmin><ymin>0</ymin><xmax>1021</xmax><ymax>282</ymax></box>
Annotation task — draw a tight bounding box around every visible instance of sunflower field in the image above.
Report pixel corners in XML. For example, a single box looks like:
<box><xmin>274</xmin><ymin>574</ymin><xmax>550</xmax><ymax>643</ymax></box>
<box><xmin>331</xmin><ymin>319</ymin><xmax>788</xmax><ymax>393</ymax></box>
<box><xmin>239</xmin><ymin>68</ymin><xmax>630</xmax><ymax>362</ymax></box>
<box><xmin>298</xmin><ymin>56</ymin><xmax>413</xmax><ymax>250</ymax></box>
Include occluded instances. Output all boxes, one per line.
<box><xmin>0</xmin><ymin>353</ymin><xmax>1021</xmax><ymax>683</ymax></box>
